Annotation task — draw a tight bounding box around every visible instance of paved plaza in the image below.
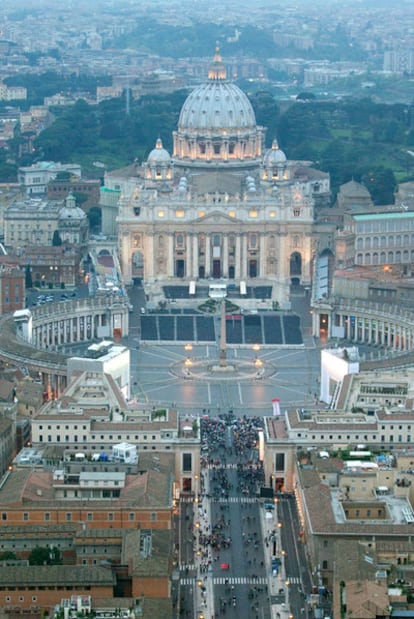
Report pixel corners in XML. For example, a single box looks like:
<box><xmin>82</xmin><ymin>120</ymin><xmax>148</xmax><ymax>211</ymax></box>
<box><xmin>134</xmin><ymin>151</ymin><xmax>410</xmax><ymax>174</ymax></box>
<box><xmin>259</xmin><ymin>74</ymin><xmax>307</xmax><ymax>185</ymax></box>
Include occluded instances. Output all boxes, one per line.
<box><xmin>126</xmin><ymin>286</ymin><xmax>322</xmax><ymax>417</ymax></box>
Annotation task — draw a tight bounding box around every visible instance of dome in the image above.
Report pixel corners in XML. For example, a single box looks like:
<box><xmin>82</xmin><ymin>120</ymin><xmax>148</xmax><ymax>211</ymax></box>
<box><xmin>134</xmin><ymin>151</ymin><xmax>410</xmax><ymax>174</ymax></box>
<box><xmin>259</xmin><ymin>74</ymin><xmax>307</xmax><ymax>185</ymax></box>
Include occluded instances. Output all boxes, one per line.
<box><xmin>264</xmin><ymin>139</ymin><xmax>286</xmax><ymax>165</ymax></box>
<box><xmin>59</xmin><ymin>193</ymin><xmax>87</xmax><ymax>221</ymax></box>
<box><xmin>177</xmin><ymin>48</ymin><xmax>256</xmax><ymax>131</ymax></box>
<box><xmin>147</xmin><ymin>138</ymin><xmax>171</xmax><ymax>163</ymax></box>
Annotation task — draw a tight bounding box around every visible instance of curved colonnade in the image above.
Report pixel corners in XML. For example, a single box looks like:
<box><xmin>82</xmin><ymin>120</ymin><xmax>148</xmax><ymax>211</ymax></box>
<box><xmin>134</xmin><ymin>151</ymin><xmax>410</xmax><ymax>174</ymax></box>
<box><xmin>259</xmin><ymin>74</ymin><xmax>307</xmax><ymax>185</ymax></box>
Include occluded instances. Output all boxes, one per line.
<box><xmin>312</xmin><ymin>297</ymin><xmax>414</xmax><ymax>368</ymax></box>
<box><xmin>0</xmin><ymin>297</ymin><xmax>129</xmax><ymax>397</ymax></box>
<box><xmin>1</xmin><ymin>295</ymin><xmax>413</xmax><ymax>400</ymax></box>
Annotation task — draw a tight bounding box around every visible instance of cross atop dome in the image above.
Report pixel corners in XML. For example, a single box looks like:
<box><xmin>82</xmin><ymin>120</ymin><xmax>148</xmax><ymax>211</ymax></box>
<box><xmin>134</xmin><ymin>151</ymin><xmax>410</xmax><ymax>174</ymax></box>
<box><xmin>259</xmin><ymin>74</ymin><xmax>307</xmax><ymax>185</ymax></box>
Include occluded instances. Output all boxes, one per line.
<box><xmin>208</xmin><ymin>45</ymin><xmax>227</xmax><ymax>81</ymax></box>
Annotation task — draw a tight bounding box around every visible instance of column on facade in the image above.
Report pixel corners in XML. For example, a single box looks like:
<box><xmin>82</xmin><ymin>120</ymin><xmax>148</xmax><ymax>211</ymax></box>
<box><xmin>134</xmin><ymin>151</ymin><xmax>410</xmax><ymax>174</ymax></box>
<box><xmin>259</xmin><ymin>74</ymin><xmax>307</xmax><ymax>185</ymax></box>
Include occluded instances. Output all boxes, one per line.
<box><xmin>167</xmin><ymin>234</ymin><xmax>174</xmax><ymax>277</ymax></box>
<box><xmin>235</xmin><ymin>234</ymin><xmax>241</xmax><ymax>280</ymax></box>
<box><xmin>122</xmin><ymin>230</ymin><xmax>132</xmax><ymax>284</ymax></box>
<box><xmin>186</xmin><ymin>234</ymin><xmax>192</xmax><ymax>279</ymax></box>
<box><xmin>223</xmin><ymin>235</ymin><xmax>229</xmax><ymax>277</ymax></box>
<box><xmin>205</xmin><ymin>235</ymin><xmax>211</xmax><ymax>278</ymax></box>
<box><xmin>374</xmin><ymin>319</ymin><xmax>379</xmax><ymax>345</ymax></box>
<box><xmin>146</xmin><ymin>234</ymin><xmax>154</xmax><ymax>279</ymax></box>
<box><xmin>192</xmin><ymin>234</ymin><xmax>199</xmax><ymax>278</ymax></box>
<box><xmin>361</xmin><ymin>320</ymin><xmax>366</xmax><ymax>344</ymax></box>
<box><xmin>241</xmin><ymin>234</ymin><xmax>248</xmax><ymax>278</ymax></box>
<box><xmin>259</xmin><ymin>234</ymin><xmax>266</xmax><ymax>278</ymax></box>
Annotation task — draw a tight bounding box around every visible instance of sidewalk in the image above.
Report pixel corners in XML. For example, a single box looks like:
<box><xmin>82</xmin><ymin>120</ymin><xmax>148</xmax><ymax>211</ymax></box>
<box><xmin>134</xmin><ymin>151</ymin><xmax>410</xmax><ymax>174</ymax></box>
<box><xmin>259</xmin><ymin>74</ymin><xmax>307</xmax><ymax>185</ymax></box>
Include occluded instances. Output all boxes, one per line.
<box><xmin>193</xmin><ymin>469</ymin><xmax>214</xmax><ymax>619</ymax></box>
<box><xmin>260</xmin><ymin>504</ymin><xmax>292</xmax><ymax>619</ymax></box>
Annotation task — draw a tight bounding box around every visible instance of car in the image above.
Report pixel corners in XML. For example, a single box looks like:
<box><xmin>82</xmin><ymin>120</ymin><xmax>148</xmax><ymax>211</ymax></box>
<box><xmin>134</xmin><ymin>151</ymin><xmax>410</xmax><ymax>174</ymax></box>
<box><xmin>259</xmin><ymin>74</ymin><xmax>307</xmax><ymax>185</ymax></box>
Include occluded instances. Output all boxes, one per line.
<box><xmin>60</xmin><ymin>293</ymin><xmax>68</xmax><ymax>300</ymax></box>
<box><xmin>264</xmin><ymin>501</ymin><xmax>275</xmax><ymax>510</ymax></box>
<box><xmin>37</xmin><ymin>295</ymin><xmax>46</xmax><ymax>302</ymax></box>
<box><xmin>272</xmin><ymin>556</ymin><xmax>282</xmax><ymax>567</ymax></box>
<box><xmin>46</xmin><ymin>295</ymin><xmax>54</xmax><ymax>302</ymax></box>
<box><xmin>220</xmin><ymin>563</ymin><xmax>230</xmax><ymax>570</ymax></box>
<box><xmin>70</xmin><ymin>291</ymin><xmax>77</xmax><ymax>297</ymax></box>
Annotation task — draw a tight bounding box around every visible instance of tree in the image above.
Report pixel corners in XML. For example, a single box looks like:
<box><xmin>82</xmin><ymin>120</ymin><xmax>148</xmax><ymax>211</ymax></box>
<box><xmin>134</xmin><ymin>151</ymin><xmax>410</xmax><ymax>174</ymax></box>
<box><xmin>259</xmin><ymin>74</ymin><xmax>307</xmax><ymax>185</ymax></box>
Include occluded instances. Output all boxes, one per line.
<box><xmin>28</xmin><ymin>546</ymin><xmax>62</xmax><ymax>566</ymax></box>
<box><xmin>362</xmin><ymin>167</ymin><xmax>397</xmax><ymax>205</ymax></box>
<box><xmin>52</xmin><ymin>230</ymin><xmax>62</xmax><ymax>246</ymax></box>
<box><xmin>55</xmin><ymin>171</ymin><xmax>71</xmax><ymax>181</ymax></box>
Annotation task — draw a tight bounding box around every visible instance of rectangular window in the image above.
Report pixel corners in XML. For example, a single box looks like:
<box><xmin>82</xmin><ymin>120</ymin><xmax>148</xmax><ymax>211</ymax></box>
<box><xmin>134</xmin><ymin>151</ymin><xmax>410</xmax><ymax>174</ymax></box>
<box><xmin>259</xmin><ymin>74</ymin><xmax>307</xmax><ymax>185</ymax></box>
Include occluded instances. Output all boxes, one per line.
<box><xmin>275</xmin><ymin>453</ymin><xmax>285</xmax><ymax>472</ymax></box>
<box><xmin>23</xmin><ymin>513</ymin><xmax>29</xmax><ymax>521</ymax></box>
<box><xmin>87</xmin><ymin>513</ymin><xmax>93</xmax><ymax>521</ymax></box>
<box><xmin>44</xmin><ymin>513</ymin><xmax>50</xmax><ymax>522</ymax></box>
<box><xmin>108</xmin><ymin>513</ymin><xmax>114</xmax><ymax>521</ymax></box>
<box><xmin>129</xmin><ymin>512</ymin><xmax>135</xmax><ymax>521</ymax></box>
<box><xmin>66</xmin><ymin>513</ymin><xmax>72</xmax><ymax>522</ymax></box>
<box><xmin>182</xmin><ymin>453</ymin><xmax>192</xmax><ymax>472</ymax></box>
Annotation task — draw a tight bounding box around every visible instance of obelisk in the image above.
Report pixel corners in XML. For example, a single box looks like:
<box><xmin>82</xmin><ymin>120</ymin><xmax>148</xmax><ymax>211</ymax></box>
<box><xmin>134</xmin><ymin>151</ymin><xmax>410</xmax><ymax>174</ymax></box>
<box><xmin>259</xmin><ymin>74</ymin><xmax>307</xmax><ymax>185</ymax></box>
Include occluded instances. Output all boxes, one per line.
<box><xmin>219</xmin><ymin>298</ymin><xmax>227</xmax><ymax>367</ymax></box>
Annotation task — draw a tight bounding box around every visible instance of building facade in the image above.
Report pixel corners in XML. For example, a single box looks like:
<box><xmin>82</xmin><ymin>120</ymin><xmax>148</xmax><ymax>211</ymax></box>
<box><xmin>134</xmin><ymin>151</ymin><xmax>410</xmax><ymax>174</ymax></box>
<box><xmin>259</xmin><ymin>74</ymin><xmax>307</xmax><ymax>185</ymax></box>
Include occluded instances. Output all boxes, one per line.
<box><xmin>109</xmin><ymin>49</ymin><xmax>330</xmax><ymax>304</ymax></box>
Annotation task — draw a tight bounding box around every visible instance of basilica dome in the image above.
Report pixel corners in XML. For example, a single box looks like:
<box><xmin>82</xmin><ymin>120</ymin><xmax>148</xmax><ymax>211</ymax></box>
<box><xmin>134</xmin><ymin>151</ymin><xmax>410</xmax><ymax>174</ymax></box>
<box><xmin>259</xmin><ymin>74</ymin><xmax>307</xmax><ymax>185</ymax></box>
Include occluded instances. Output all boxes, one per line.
<box><xmin>172</xmin><ymin>48</ymin><xmax>264</xmax><ymax>172</ymax></box>
<box><xmin>177</xmin><ymin>48</ymin><xmax>257</xmax><ymax>132</ymax></box>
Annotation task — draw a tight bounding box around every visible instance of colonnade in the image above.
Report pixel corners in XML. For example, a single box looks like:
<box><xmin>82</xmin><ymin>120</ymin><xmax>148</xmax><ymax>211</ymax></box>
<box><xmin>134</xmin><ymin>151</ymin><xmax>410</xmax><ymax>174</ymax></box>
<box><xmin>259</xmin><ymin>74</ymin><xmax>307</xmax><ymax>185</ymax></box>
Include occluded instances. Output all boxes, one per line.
<box><xmin>29</xmin><ymin>297</ymin><xmax>129</xmax><ymax>351</ymax></box>
<box><xmin>312</xmin><ymin>298</ymin><xmax>414</xmax><ymax>352</ymax></box>
<box><xmin>128</xmin><ymin>230</ymin><xmax>294</xmax><ymax>283</ymax></box>
<box><xmin>32</xmin><ymin>313</ymin><xmax>107</xmax><ymax>349</ymax></box>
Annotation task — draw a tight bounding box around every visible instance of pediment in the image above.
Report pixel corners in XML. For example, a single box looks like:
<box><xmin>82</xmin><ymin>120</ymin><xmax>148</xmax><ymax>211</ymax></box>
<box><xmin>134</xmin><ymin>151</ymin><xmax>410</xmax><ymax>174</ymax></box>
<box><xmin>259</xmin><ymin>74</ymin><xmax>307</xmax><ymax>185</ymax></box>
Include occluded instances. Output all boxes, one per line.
<box><xmin>193</xmin><ymin>209</ymin><xmax>241</xmax><ymax>224</ymax></box>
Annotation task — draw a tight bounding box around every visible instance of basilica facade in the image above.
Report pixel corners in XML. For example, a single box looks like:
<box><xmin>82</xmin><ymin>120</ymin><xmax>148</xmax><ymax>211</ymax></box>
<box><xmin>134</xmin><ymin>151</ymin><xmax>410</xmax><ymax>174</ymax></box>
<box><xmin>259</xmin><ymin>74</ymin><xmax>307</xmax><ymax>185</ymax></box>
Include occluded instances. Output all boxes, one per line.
<box><xmin>104</xmin><ymin>49</ymin><xmax>330</xmax><ymax>304</ymax></box>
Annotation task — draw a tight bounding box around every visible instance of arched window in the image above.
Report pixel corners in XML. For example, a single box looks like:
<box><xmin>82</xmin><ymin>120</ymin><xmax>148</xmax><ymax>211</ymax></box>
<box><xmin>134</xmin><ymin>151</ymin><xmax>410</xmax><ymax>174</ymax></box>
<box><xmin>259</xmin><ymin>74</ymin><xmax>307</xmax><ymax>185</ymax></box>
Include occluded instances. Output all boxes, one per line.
<box><xmin>365</xmin><ymin>253</ymin><xmax>371</xmax><ymax>265</ymax></box>
<box><xmin>356</xmin><ymin>253</ymin><xmax>363</xmax><ymax>265</ymax></box>
<box><xmin>373</xmin><ymin>236</ymin><xmax>379</xmax><ymax>249</ymax></box>
<box><xmin>380</xmin><ymin>252</ymin><xmax>386</xmax><ymax>264</ymax></box>
<box><xmin>176</xmin><ymin>234</ymin><xmax>184</xmax><ymax>249</ymax></box>
<box><xmin>213</xmin><ymin>234</ymin><xmax>221</xmax><ymax>247</ymax></box>
<box><xmin>158</xmin><ymin>235</ymin><xmax>164</xmax><ymax>248</ymax></box>
<box><xmin>356</xmin><ymin>237</ymin><xmax>363</xmax><ymax>250</ymax></box>
<box><xmin>269</xmin><ymin>235</ymin><xmax>276</xmax><ymax>249</ymax></box>
<box><xmin>365</xmin><ymin>238</ymin><xmax>371</xmax><ymax>250</ymax></box>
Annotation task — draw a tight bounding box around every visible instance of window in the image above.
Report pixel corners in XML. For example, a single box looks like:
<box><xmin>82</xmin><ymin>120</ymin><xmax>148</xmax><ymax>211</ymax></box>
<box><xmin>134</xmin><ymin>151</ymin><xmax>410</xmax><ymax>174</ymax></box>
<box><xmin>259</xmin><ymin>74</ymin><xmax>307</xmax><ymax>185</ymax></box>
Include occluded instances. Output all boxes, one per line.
<box><xmin>44</xmin><ymin>513</ymin><xmax>50</xmax><ymax>522</ymax></box>
<box><xmin>275</xmin><ymin>453</ymin><xmax>285</xmax><ymax>472</ymax></box>
<box><xmin>129</xmin><ymin>512</ymin><xmax>135</xmax><ymax>521</ymax></box>
<box><xmin>151</xmin><ymin>512</ymin><xmax>157</xmax><ymax>521</ymax></box>
<box><xmin>23</xmin><ymin>513</ymin><xmax>29</xmax><ymax>521</ymax></box>
<box><xmin>1</xmin><ymin>513</ymin><xmax>6</xmax><ymax>521</ymax></box>
<box><xmin>108</xmin><ymin>513</ymin><xmax>114</xmax><ymax>521</ymax></box>
<box><xmin>87</xmin><ymin>513</ymin><xmax>93</xmax><ymax>521</ymax></box>
<box><xmin>183</xmin><ymin>453</ymin><xmax>192</xmax><ymax>472</ymax></box>
<box><xmin>66</xmin><ymin>513</ymin><xmax>72</xmax><ymax>522</ymax></box>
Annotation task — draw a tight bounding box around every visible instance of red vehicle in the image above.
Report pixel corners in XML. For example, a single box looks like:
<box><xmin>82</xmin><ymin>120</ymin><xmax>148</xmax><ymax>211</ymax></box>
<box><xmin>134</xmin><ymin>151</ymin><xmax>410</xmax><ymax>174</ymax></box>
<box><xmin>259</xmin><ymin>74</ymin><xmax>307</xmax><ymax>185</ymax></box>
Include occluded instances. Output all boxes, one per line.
<box><xmin>220</xmin><ymin>563</ymin><xmax>230</xmax><ymax>570</ymax></box>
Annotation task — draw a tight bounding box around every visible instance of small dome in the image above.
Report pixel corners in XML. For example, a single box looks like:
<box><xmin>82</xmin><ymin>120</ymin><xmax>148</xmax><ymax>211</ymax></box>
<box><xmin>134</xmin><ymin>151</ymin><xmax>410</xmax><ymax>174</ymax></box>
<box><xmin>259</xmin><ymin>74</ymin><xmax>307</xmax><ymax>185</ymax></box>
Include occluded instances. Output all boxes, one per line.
<box><xmin>59</xmin><ymin>193</ymin><xmax>87</xmax><ymax>221</ymax></box>
<box><xmin>264</xmin><ymin>139</ymin><xmax>286</xmax><ymax>165</ymax></box>
<box><xmin>147</xmin><ymin>138</ymin><xmax>171</xmax><ymax>164</ymax></box>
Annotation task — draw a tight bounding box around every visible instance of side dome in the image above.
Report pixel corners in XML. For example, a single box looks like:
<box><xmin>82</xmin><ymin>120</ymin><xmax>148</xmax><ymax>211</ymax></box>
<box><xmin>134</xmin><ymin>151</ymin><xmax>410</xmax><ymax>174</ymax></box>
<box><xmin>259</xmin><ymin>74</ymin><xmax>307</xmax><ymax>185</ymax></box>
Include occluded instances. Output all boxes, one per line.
<box><xmin>177</xmin><ymin>48</ymin><xmax>256</xmax><ymax>131</ymax></box>
<box><xmin>147</xmin><ymin>138</ymin><xmax>171</xmax><ymax>163</ymax></box>
<box><xmin>264</xmin><ymin>139</ymin><xmax>286</xmax><ymax>165</ymax></box>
